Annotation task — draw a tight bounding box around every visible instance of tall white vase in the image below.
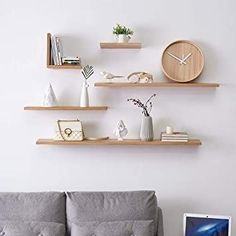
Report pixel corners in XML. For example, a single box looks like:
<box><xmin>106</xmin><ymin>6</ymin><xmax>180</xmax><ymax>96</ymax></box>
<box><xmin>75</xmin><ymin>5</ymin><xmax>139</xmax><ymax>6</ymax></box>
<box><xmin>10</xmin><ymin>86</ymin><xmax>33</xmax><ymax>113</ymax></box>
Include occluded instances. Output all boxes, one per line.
<box><xmin>140</xmin><ymin>116</ymin><xmax>154</xmax><ymax>141</ymax></box>
<box><xmin>80</xmin><ymin>81</ymin><xmax>89</xmax><ymax>107</ymax></box>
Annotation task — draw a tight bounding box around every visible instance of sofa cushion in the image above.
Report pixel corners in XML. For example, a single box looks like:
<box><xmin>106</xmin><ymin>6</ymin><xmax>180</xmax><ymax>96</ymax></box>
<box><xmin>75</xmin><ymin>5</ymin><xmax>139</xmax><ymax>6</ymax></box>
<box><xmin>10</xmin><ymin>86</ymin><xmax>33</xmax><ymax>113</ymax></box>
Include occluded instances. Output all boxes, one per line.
<box><xmin>71</xmin><ymin>220</ymin><xmax>154</xmax><ymax>236</ymax></box>
<box><xmin>0</xmin><ymin>192</ymin><xmax>65</xmax><ymax>224</ymax></box>
<box><xmin>0</xmin><ymin>220</ymin><xmax>65</xmax><ymax>236</ymax></box>
<box><xmin>66</xmin><ymin>191</ymin><xmax>158</xmax><ymax>234</ymax></box>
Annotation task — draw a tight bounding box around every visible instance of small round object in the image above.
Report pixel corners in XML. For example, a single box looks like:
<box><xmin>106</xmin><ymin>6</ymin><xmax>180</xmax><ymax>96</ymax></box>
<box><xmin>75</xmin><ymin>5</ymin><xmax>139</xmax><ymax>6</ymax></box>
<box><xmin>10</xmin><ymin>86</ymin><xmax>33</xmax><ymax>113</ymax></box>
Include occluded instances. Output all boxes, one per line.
<box><xmin>161</xmin><ymin>40</ymin><xmax>204</xmax><ymax>83</ymax></box>
<box><xmin>64</xmin><ymin>128</ymin><xmax>72</xmax><ymax>137</ymax></box>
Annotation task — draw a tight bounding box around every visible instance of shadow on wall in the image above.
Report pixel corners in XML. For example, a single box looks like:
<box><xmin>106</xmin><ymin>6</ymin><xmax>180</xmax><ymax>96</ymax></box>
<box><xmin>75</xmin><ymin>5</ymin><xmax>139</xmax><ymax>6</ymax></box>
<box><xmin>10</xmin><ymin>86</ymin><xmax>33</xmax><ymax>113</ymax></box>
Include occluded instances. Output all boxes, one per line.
<box><xmin>135</xmin><ymin>25</ymin><xmax>162</xmax><ymax>48</ymax></box>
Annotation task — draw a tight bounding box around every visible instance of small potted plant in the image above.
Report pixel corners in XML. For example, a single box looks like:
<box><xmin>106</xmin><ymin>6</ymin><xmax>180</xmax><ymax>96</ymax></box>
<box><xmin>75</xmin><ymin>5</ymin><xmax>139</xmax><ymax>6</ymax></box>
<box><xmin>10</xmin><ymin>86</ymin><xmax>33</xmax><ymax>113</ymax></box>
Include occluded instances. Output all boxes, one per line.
<box><xmin>128</xmin><ymin>94</ymin><xmax>157</xmax><ymax>141</ymax></box>
<box><xmin>113</xmin><ymin>24</ymin><xmax>134</xmax><ymax>43</ymax></box>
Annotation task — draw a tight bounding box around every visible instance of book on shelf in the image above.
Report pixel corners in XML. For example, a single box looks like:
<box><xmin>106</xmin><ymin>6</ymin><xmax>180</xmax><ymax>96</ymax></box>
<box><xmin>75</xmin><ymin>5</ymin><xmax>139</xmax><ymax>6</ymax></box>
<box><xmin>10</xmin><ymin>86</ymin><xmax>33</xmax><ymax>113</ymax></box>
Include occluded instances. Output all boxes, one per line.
<box><xmin>50</xmin><ymin>35</ymin><xmax>63</xmax><ymax>65</ymax></box>
<box><xmin>161</xmin><ymin>139</ymin><xmax>189</xmax><ymax>142</ymax></box>
<box><xmin>161</xmin><ymin>132</ymin><xmax>189</xmax><ymax>142</ymax></box>
<box><xmin>50</xmin><ymin>35</ymin><xmax>81</xmax><ymax>66</ymax></box>
<box><xmin>62</xmin><ymin>56</ymin><xmax>81</xmax><ymax>65</ymax></box>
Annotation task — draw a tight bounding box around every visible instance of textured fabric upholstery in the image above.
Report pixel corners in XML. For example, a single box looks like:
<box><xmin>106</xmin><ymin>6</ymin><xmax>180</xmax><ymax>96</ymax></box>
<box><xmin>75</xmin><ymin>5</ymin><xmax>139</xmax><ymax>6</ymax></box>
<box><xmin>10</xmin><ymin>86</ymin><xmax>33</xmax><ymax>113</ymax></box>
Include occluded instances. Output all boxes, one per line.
<box><xmin>0</xmin><ymin>221</ymin><xmax>65</xmax><ymax>236</ymax></box>
<box><xmin>0</xmin><ymin>191</ymin><xmax>163</xmax><ymax>236</ymax></box>
<box><xmin>66</xmin><ymin>191</ymin><xmax>160</xmax><ymax>236</ymax></box>
<box><xmin>0</xmin><ymin>192</ymin><xmax>66</xmax><ymax>224</ymax></box>
<box><xmin>71</xmin><ymin>220</ymin><xmax>154</xmax><ymax>236</ymax></box>
<box><xmin>157</xmin><ymin>207</ymin><xmax>164</xmax><ymax>236</ymax></box>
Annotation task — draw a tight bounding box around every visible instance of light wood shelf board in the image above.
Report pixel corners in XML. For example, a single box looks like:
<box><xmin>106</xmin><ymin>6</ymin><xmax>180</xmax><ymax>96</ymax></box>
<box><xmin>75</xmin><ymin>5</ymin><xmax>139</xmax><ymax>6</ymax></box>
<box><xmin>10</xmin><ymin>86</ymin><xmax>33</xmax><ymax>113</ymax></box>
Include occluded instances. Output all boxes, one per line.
<box><xmin>24</xmin><ymin>106</ymin><xmax>108</xmax><ymax>111</ymax></box>
<box><xmin>100</xmin><ymin>42</ymin><xmax>142</xmax><ymax>49</ymax></box>
<box><xmin>94</xmin><ymin>82</ymin><xmax>219</xmax><ymax>88</ymax></box>
<box><xmin>47</xmin><ymin>64</ymin><xmax>82</xmax><ymax>69</ymax></box>
<box><xmin>36</xmin><ymin>139</ymin><xmax>201</xmax><ymax>146</ymax></box>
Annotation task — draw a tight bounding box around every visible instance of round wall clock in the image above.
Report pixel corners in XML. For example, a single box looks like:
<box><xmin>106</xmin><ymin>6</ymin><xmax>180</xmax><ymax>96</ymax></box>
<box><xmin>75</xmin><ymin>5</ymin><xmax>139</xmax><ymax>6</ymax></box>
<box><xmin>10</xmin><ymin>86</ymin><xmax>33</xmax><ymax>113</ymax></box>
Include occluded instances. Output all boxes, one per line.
<box><xmin>161</xmin><ymin>40</ymin><xmax>204</xmax><ymax>83</ymax></box>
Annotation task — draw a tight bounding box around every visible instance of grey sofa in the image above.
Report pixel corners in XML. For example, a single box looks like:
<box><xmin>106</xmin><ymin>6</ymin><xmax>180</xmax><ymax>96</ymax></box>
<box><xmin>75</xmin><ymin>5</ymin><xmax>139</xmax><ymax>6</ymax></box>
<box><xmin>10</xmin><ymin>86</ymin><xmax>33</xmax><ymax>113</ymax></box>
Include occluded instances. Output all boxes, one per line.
<box><xmin>0</xmin><ymin>191</ymin><xmax>163</xmax><ymax>236</ymax></box>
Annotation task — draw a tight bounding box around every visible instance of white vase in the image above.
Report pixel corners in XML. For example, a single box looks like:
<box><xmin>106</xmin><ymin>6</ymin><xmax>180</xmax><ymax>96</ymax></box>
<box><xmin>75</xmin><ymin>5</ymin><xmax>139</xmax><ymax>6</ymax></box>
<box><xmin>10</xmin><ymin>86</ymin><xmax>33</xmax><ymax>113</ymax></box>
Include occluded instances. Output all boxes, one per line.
<box><xmin>140</xmin><ymin>116</ymin><xmax>154</xmax><ymax>141</ymax></box>
<box><xmin>80</xmin><ymin>81</ymin><xmax>89</xmax><ymax>107</ymax></box>
<box><xmin>117</xmin><ymin>34</ymin><xmax>130</xmax><ymax>43</ymax></box>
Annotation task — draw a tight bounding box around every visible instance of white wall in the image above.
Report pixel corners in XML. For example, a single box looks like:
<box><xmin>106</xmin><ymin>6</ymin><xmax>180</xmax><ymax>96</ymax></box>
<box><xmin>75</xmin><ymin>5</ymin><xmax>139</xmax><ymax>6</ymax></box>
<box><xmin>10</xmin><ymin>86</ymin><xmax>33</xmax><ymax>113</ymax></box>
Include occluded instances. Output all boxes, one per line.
<box><xmin>0</xmin><ymin>0</ymin><xmax>236</xmax><ymax>235</ymax></box>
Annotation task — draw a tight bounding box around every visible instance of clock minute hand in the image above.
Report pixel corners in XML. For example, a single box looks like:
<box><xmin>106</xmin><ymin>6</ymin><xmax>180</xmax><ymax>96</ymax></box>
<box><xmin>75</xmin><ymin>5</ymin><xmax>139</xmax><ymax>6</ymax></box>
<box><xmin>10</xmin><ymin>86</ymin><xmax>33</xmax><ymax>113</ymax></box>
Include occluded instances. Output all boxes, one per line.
<box><xmin>181</xmin><ymin>53</ymin><xmax>192</xmax><ymax>63</ymax></box>
<box><xmin>167</xmin><ymin>52</ymin><xmax>187</xmax><ymax>65</ymax></box>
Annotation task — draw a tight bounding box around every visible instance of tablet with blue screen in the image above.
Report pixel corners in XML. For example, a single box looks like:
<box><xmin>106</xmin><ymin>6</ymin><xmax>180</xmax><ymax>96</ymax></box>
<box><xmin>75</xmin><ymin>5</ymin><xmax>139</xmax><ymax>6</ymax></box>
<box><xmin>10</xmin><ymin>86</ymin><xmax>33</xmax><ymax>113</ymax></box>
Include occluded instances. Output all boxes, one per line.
<box><xmin>184</xmin><ymin>213</ymin><xmax>231</xmax><ymax>236</ymax></box>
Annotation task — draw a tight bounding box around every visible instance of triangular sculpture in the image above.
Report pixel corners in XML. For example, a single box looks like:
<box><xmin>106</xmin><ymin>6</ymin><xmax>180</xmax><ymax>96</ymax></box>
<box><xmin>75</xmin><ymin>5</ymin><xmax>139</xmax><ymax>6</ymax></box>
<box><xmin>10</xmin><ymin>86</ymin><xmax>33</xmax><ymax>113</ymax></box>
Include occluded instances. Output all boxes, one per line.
<box><xmin>42</xmin><ymin>83</ymin><xmax>57</xmax><ymax>106</ymax></box>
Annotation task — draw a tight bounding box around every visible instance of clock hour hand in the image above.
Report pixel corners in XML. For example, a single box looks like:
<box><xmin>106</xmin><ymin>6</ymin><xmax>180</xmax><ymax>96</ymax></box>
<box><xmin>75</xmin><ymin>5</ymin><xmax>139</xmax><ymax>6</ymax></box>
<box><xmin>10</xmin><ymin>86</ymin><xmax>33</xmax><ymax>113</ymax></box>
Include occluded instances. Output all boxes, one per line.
<box><xmin>167</xmin><ymin>52</ymin><xmax>187</xmax><ymax>65</ymax></box>
<box><xmin>181</xmin><ymin>53</ymin><xmax>192</xmax><ymax>63</ymax></box>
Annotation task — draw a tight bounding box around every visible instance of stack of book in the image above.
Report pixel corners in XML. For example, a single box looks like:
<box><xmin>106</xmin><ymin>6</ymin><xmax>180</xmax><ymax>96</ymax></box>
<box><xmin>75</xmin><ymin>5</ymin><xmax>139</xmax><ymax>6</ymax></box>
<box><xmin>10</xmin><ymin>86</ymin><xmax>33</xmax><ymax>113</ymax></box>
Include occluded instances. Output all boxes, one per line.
<box><xmin>51</xmin><ymin>35</ymin><xmax>63</xmax><ymax>65</ymax></box>
<box><xmin>50</xmin><ymin>35</ymin><xmax>81</xmax><ymax>66</ymax></box>
<box><xmin>161</xmin><ymin>132</ymin><xmax>189</xmax><ymax>142</ymax></box>
<box><xmin>62</xmin><ymin>57</ymin><xmax>81</xmax><ymax>65</ymax></box>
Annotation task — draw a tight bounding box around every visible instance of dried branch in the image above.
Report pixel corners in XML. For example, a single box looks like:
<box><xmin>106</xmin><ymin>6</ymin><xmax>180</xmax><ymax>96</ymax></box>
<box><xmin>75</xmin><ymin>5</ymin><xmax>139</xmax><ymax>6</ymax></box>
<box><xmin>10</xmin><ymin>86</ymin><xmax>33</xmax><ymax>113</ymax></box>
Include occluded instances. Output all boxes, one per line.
<box><xmin>127</xmin><ymin>94</ymin><xmax>157</xmax><ymax>117</ymax></box>
<box><xmin>81</xmin><ymin>65</ymin><xmax>94</xmax><ymax>80</ymax></box>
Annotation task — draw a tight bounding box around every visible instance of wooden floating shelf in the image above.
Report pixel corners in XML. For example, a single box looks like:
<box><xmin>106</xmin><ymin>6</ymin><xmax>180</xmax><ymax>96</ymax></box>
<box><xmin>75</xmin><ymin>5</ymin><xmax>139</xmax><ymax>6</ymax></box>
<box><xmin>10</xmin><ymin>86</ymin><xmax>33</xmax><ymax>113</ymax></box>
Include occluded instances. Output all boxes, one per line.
<box><xmin>36</xmin><ymin>139</ymin><xmax>201</xmax><ymax>146</ymax></box>
<box><xmin>100</xmin><ymin>42</ymin><xmax>142</xmax><ymax>49</ymax></box>
<box><xmin>94</xmin><ymin>82</ymin><xmax>220</xmax><ymax>88</ymax></box>
<box><xmin>24</xmin><ymin>106</ymin><xmax>108</xmax><ymax>111</ymax></box>
<box><xmin>47</xmin><ymin>64</ymin><xmax>82</xmax><ymax>69</ymax></box>
<box><xmin>47</xmin><ymin>33</ymin><xmax>81</xmax><ymax>69</ymax></box>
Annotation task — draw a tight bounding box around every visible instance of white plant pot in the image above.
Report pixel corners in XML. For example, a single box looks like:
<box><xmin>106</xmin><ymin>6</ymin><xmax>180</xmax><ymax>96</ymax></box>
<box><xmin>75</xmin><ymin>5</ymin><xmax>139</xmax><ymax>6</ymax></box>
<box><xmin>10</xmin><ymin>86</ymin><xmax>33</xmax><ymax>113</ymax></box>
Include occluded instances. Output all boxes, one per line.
<box><xmin>117</xmin><ymin>34</ymin><xmax>130</xmax><ymax>43</ymax></box>
<box><xmin>80</xmin><ymin>81</ymin><xmax>89</xmax><ymax>107</ymax></box>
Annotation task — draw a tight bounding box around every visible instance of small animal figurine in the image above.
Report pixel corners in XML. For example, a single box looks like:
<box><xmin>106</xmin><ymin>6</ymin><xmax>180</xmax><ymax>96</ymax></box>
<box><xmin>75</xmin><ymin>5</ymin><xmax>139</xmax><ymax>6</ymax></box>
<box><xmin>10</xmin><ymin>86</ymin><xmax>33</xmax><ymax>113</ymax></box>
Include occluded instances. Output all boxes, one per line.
<box><xmin>113</xmin><ymin>120</ymin><xmax>128</xmax><ymax>141</ymax></box>
<box><xmin>43</xmin><ymin>83</ymin><xmax>57</xmax><ymax>107</ymax></box>
<box><xmin>127</xmin><ymin>72</ymin><xmax>154</xmax><ymax>83</ymax></box>
<box><xmin>100</xmin><ymin>71</ymin><xmax>124</xmax><ymax>81</ymax></box>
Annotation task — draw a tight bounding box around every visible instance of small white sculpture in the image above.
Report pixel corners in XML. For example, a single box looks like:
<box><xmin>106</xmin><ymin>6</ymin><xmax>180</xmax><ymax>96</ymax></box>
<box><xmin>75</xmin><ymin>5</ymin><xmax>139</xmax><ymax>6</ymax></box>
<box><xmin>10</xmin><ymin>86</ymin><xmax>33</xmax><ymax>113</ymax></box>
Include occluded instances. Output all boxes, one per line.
<box><xmin>43</xmin><ymin>83</ymin><xmax>57</xmax><ymax>106</ymax></box>
<box><xmin>100</xmin><ymin>71</ymin><xmax>124</xmax><ymax>81</ymax></box>
<box><xmin>127</xmin><ymin>72</ymin><xmax>154</xmax><ymax>83</ymax></box>
<box><xmin>114</xmin><ymin>120</ymin><xmax>128</xmax><ymax>141</ymax></box>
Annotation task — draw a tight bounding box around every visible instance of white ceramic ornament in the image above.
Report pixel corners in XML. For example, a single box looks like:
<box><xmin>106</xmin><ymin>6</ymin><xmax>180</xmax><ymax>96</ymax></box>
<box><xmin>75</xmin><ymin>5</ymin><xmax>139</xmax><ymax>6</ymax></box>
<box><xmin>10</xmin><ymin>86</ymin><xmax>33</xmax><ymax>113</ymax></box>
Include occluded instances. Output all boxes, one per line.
<box><xmin>100</xmin><ymin>71</ymin><xmax>124</xmax><ymax>81</ymax></box>
<box><xmin>42</xmin><ymin>83</ymin><xmax>57</xmax><ymax>106</ymax></box>
<box><xmin>113</xmin><ymin>120</ymin><xmax>128</xmax><ymax>141</ymax></box>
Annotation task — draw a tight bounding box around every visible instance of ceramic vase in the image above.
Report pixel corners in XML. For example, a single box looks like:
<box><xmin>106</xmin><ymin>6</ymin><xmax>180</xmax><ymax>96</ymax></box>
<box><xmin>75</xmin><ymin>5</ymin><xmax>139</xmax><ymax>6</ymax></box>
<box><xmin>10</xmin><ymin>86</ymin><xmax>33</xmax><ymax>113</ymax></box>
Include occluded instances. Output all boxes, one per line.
<box><xmin>140</xmin><ymin>115</ymin><xmax>154</xmax><ymax>141</ymax></box>
<box><xmin>80</xmin><ymin>81</ymin><xmax>89</xmax><ymax>107</ymax></box>
<box><xmin>117</xmin><ymin>34</ymin><xmax>130</xmax><ymax>43</ymax></box>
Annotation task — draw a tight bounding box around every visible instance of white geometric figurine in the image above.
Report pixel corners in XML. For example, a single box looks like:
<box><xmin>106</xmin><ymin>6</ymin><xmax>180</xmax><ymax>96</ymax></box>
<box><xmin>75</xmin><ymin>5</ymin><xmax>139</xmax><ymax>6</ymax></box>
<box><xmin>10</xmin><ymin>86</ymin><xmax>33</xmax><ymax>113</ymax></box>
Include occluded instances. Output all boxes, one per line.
<box><xmin>114</xmin><ymin>120</ymin><xmax>128</xmax><ymax>141</ymax></box>
<box><xmin>42</xmin><ymin>83</ymin><xmax>57</xmax><ymax>107</ymax></box>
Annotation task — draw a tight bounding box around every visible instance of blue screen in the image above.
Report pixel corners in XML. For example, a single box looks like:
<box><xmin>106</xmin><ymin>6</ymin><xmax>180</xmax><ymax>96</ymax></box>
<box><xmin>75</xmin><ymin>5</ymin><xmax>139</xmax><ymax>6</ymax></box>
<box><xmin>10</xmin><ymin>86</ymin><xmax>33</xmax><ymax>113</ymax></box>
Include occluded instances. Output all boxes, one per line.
<box><xmin>185</xmin><ymin>217</ymin><xmax>229</xmax><ymax>236</ymax></box>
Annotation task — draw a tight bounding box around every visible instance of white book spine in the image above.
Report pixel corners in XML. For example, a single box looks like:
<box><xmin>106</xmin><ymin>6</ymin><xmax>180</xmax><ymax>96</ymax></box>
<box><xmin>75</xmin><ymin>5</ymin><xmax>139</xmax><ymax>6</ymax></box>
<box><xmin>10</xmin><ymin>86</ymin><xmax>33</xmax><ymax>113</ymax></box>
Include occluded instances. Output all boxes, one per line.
<box><xmin>54</xmin><ymin>36</ymin><xmax>60</xmax><ymax>65</ymax></box>
<box><xmin>161</xmin><ymin>139</ymin><xmax>188</xmax><ymax>142</ymax></box>
<box><xmin>51</xmin><ymin>36</ymin><xmax>57</xmax><ymax>65</ymax></box>
<box><xmin>51</xmin><ymin>36</ymin><xmax>59</xmax><ymax>65</ymax></box>
<box><xmin>56</xmin><ymin>37</ymin><xmax>63</xmax><ymax>65</ymax></box>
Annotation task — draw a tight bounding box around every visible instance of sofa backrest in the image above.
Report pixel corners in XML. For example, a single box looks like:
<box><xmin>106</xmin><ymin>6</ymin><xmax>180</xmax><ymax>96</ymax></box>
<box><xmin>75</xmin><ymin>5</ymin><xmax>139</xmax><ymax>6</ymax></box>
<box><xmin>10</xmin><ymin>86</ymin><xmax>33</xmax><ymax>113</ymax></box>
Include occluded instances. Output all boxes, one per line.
<box><xmin>0</xmin><ymin>192</ymin><xmax>66</xmax><ymax>224</ymax></box>
<box><xmin>66</xmin><ymin>191</ymin><xmax>163</xmax><ymax>236</ymax></box>
<box><xmin>0</xmin><ymin>191</ymin><xmax>163</xmax><ymax>236</ymax></box>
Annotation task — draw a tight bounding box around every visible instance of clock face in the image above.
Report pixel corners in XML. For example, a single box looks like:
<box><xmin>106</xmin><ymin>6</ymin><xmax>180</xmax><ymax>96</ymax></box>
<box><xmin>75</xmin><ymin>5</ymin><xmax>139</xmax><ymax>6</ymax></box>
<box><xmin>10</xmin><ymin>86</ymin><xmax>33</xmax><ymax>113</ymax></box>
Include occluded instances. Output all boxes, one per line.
<box><xmin>161</xmin><ymin>40</ymin><xmax>204</xmax><ymax>82</ymax></box>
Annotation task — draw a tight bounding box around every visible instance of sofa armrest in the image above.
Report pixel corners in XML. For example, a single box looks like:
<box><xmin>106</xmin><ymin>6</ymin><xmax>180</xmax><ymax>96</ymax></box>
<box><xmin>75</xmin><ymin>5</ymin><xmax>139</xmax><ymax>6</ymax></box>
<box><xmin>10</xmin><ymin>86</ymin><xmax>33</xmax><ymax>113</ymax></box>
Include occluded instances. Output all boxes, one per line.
<box><xmin>157</xmin><ymin>207</ymin><xmax>164</xmax><ymax>236</ymax></box>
